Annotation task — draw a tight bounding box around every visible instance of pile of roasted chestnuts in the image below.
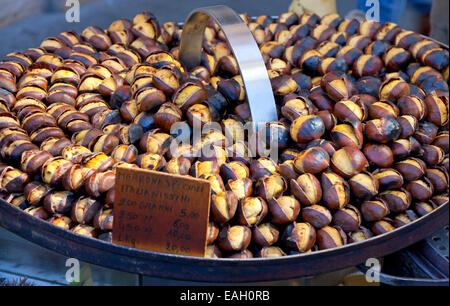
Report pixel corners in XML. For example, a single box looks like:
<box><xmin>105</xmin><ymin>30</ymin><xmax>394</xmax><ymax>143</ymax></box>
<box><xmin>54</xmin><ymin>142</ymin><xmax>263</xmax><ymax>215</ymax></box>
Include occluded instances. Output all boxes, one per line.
<box><xmin>0</xmin><ymin>10</ymin><xmax>448</xmax><ymax>259</ymax></box>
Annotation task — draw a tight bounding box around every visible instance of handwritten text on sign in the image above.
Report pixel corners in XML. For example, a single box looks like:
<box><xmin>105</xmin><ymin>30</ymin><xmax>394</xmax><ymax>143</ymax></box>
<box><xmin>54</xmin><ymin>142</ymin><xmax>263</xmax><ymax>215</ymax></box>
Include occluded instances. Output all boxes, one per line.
<box><xmin>112</xmin><ymin>167</ymin><xmax>211</xmax><ymax>257</ymax></box>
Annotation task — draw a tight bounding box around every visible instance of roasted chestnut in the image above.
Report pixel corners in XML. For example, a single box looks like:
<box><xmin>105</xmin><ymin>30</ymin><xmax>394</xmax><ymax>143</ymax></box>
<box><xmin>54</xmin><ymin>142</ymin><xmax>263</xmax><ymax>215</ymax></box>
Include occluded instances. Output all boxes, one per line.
<box><xmin>330</xmin><ymin>146</ymin><xmax>368</xmax><ymax>179</ymax></box>
<box><xmin>379</xmin><ymin>189</ymin><xmax>412</xmax><ymax>213</ymax></box>
<box><xmin>320</xmin><ymin>171</ymin><xmax>350</xmax><ymax>210</ymax></box>
<box><xmin>218</xmin><ymin>225</ymin><xmax>252</xmax><ymax>252</ymax></box>
<box><xmin>282</xmin><ymin>222</ymin><xmax>316</xmax><ymax>253</ymax></box>
<box><xmin>301</xmin><ymin>205</ymin><xmax>332</xmax><ymax>229</ymax></box>
<box><xmin>316</xmin><ymin>225</ymin><xmax>346</xmax><ymax>250</ymax></box>
<box><xmin>293</xmin><ymin>146</ymin><xmax>330</xmax><ymax>174</ymax></box>
<box><xmin>290</xmin><ymin>173</ymin><xmax>322</xmax><ymax>206</ymax></box>
<box><xmin>290</xmin><ymin>115</ymin><xmax>325</xmax><ymax>143</ymax></box>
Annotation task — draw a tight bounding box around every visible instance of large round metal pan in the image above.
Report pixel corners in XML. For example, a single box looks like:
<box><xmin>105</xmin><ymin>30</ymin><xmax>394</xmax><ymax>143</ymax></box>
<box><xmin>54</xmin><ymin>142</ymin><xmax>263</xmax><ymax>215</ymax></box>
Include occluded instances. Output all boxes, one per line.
<box><xmin>0</xmin><ymin>8</ymin><xmax>449</xmax><ymax>282</ymax></box>
<box><xmin>0</xmin><ymin>199</ymin><xmax>448</xmax><ymax>282</ymax></box>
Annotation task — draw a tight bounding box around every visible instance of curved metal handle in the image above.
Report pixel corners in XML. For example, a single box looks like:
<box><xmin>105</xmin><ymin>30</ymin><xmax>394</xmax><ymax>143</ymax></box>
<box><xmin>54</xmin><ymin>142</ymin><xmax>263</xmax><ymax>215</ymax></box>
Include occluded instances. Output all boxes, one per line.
<box><xmin>179</xmin><ymin>5</ymin><xmax>278</xmax><ymax>131</ymax></box>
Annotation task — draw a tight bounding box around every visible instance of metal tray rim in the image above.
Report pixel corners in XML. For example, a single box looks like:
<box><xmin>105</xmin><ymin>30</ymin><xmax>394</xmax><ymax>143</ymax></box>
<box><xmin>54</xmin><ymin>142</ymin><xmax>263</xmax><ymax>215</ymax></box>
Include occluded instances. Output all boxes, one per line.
<box><xmin>0</xmin><ymin>198</ymin><xmax>448</xmax><ymax>282</ymax></box>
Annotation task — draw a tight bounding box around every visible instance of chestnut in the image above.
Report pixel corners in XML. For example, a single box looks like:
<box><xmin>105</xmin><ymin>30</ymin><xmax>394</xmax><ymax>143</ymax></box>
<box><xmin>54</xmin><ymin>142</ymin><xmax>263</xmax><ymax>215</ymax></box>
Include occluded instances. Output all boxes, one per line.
<box><xmin>41</xmin><ymin>157</ymin><xmax>74</xmax><ymax>186</ymax></box>
<box><xmin>43</xmin><ymin>190</ymin><xmax>75</xmax><ymax>214</ymax></box>
<box><xmin>290</xmin><ymin>115</ymin><xmax>325</xmax><ymax>143</ymax></box>
<box><xmin>191</xmin><ymin>161</ymin><xmax>220</xmax><ymax>178</ymax></box>
<box><xmin>397</xmin><ymin>95</ymin><xmax>426</xmax><ymax>120</ymax></box>
<box><xmin>227</xmin><ymin>177</ymin><xmax>253</xmax><ymax>201</ymax></box>
<box><xmin>48</xmin><ymin>214</ymin><xmax>74</xmax><ymax>230</ymax></box>
<box><xmin>268</xmin><ymin>196</ymin><xmax>300</xmax><ymax>225</ymax></box>
<box><xmin>256</xmin><ymin>174</ymin><xmax>287</xmax><ymax>201</ymax></box>
<box><xmin>271</xmin><ymin>75</ymin><xmax>298</xmax><ymax>95</ymax></box>
<box><xmin>282</xmin><ymin>222</ymin><xmax>316</xmax><ymax>253</ymax></box>
<box><xmin>334</xmin><ymin>99</ymin><xmax>366</xmax><ymax>122</ymax></box>
<box><xmin>330</xmin><ymin>146</ymin><xmax>368</xmax><ymax>179</ymax></box>
<box><xmin>221</xmin><ymin>118</ymin><xmax>245</xmax><ymax>144</ymax></box>
<box><xmin>336</xmin><ymin>45</ymin><xmax>363</xmax><ymax>66</ymax></box>
<box><xmin>397</xmin><ymin>115</ymin><xmax>418</xmax><ymax>139</ymax></box>
<box><xmin>71</xmin><ymin>196</ymin><xmax>102</xmax><ymax>225</ymax></box>
<box><xmin>432</xmin><ymin>132</ymin><xmax>449</xmax><ymax>154</ymax></box>
<box><xmin>83</xmin><ymin>153</ymin><xmax>114</xmax><ymax>172</ymax></box>
<box><xmin>320</xmin><ymin>171</ymin><xmax>350</xmax><ymax>210</ymax></box>
<box><xmin>379</xmin><ymin>189</ymin><xmax>412</xmax><ymax>213</ymax></box>
<box><xmin>394</xmin><ymin>157</ymin><xmax>427</xmax><ymax>181</ymax></box>
<box><xmin>332</xmin><ymin>205</ymin><xmax>362</xmax><ymax>232</ymax></box>
<box><xmin>318</xmin><ymin>57</ymin><xmax>348</xmax><ymax>75</ymax></box>
<box><xmin>375</xmin><ymin>22</ymin><xmax>401</xmax><ymax>42</ymax></box>
<box><xmin>441</xmin><ymin>156</ymin><xmax>449</xmax><ymax>174</ymax></box>
<box><xmin>391</xmin><ymin>137</ymin><xmax>422</xmax><ymax>160</ymax></box>
<box><xmin>420</xmin><ymin>48</ymin><xmax>449</xmax><ymax>71</ymax></box>
<box><xmin>71</xmin><ymin>225</ymin><xmax>98</xmax><ymax>238</ymax></box>
<box><xmin>220</xmin><ymin>161</ymin><xmax>249</xmax><ymax>182</ymax></box>
<box><xmin>414</xmin><ymin>121</ymin><xmax>438</xmax><ymax>145</ymax></box>
<box><xmin>20</xmin><ymin>150</ymin><xmax>53</xmax><ymax>174</ymax></box>
<box><xmin>24</xmin><ymin>206</ymin><xmax>49</xmax><ymax>220</ymax></box>
<box><xmin>139</xmin><ymin>131</ymin><xmax>173</xmax><ymax>155</ymax></box>
<box><xmin>424</xmin><ymin>94</ymin><xmax>448</xmax><ymax>127</ymax></box>
<box><xmin>252</xmin><ymin>223</ymin><xmax>280</xmax><ymax>246</ymax></box>
<box><xmin>0</xmin><ymin>166</ymin><xmax>29</xmax><ymax>193</ymax></box>
<box><xmin>23</xmin><ymin>181</ymin><xmax>53</xmax><ymax>207</ymax></box>
<box><xmin>368</xmin><ymin>101</ymin><xmax>399</xmax><ymax>119</ymax></box>
<box><xmin>348</xmin><ymin>226</ymin><xmax>374</xmax><ymax>243</ymax></box>
<box><xmin>361</xmin><ymin>199</ymin><xmax>390</xmax><ymax>222</ymax></box>
<box><xmin>250</xmin><ymin>157</ymin><xmax>278</xmax><ymax>181</ymax></box>
<box><xmin>210</xmin><ymin>191</ymin><xmax>238</xmax><ymax>224</ymax></box>
<box><xmin>257</xmin><ymin>246</ymin><xmax>286</xmax><ymax>258</ymax></box>
<box><xmin>186</xmin><ymin>103</ymin><xmax>211</xmax><ymax>127</ymax></box>
<box><xmin>316</xmin><ymin>226</ymin><xmax>346</xmax><ymax>250</ymax></box>
<box><xmin>371</xmin><ymin>220</ymin><xmax>395</xmax><ymax>235</ymax></box>
<box><xmin>136</xmin><ymin>153</ymin><xmax>166</xmax><ymax>171</ymax></box>
<box><xmin>372</xmin><ymin>168</ymin><xmax>404</xmax><ymax>190</ymax></box>
<box><xmin>383</xmin><ymin>47</ymin><xmax>411</xmax><ymax>71</ymax></box>
<box><xmin>280</xmin><ymin>148</ymin><xmax>301</xmax><ymax>163</ymax></box>
<box><xmin>85</xmin><ymin>170</ymin><xmax>115</xmax><ymax>197</ymax></box>
<box><xmin>154</xmin><ymin>102</ymin><xmax>182</xmax><ymax>132</ymax></box>
<box><xmin>349</xmin><ymin>171</ymin><xmax>379</xmax><ymax>200</ymax></box>
<box><xmin>301</xmin><ymin>205</ymin><xmax>332</xmax><ymax>229</ymax></box>
<box><xmin>347</xmin><ymin>34</ymin><xmax>371</xmax><ymax>50</ymax></box>
<box><xmin>378</xmin><ymin>77</ymin><xmax>410</xmax><ymax>101</ymax></box>
<box><xmin>365</xmin><ymin>116</ymin><xmax>401</xmax><ymax>143</ymax></box>
<box><xmin>93</xmin><ymin>207</ymin><xmax>114</xmax><ymax>231</ymax></box>
<box><xmin>321</xmin><ymin>72</ymin><xmax>355</xmax><ymax>102</ymax></box>
<box><xmin>293</xmin><ymin>147</ymin><xmax>330</xmax><ymax>174</ymax></box>
<box><xmin>173</xmin><ymin>82</ymin><xmax>206</xmax><ymax>111</ymax></box>
<box><xmin>363</xmin><ymin>143</ymin><xmax>394</xmax><ymax>168</ymax></box>
<box><xmin>404</xmin><ymin>178</ymin><xmax>434</xmax><ymax>201</ymax></box>
<box><xmin>218</xmin><ymin>225</ymin><xmax>252</xmax><ymax>252</ymax></box>
<box><xmin>110</xmin><ymin>144</ymin><xmax>138</xmax><ymax>163</ymax></box>
<box><xmin>425</xmin><ymin>167</ymin><xmax>449</xmax><ymax>194</ymax></box>
<box><xmin>305</xmin><ymin>139</ymin><xmax>338</xmax><ymax>157</ymax></box>
<box><xmin>290</xmin><ymin>173</ymin><xmax>322</xmax><ymax>206</ymax></box>
<box><xmin>331</xmin><ymin>121</ymin><xmax>364</xmax><ymax>149</ymax></box>
<box><xmin>393</xmin><ymin>211</ymin><xmax>418</xmax><ymax>228</ymax></box>
<box><xmin>308</xmin><ymin>89</ymin><xmax>335</xmax><ymax>111</ymax></box>
<box><xmin>165</xmin><ymin>157</ymin><xmax>191</xmax><ymax>176</ymax></box>
<box><xmin>414</xmin><ymin>201</ymin><xmax>437</xmax><ymax>217</ymax></box>
<box><xmin>352</xmin><ymin>54</ymin><xmax>383</xmax><ymax>78</ymax></box>
<box><xmin>432</xmin><ymin>194</ymin><xmax>449</xmax><ymax>207</ymax></box>
<box><xmin>205</xmin><ymin>245</ymin><xmax>222</xmax><ymax>259</ymax></box>
<box><xmin>395</xmin><ymin>30</ymin><xmax>422</xmax><ymax>49</ymax></box>
<box><xmin>62</xmin><ymin>165</ymin><xmax>95</xmax><ymax>192</ymax></box>
<box><xmin>422</xmin><ymin>144</ymin><xmax>445</xmax><ymax>166</ymax></box>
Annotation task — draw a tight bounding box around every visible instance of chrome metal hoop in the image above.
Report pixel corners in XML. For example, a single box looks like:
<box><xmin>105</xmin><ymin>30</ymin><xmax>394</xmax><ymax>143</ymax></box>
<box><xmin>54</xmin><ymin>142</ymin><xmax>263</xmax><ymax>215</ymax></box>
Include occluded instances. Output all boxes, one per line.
<box><xmin>179</xmin><ymin>5</ymin><xmax>278</xmax><ymax>131</ymax></box>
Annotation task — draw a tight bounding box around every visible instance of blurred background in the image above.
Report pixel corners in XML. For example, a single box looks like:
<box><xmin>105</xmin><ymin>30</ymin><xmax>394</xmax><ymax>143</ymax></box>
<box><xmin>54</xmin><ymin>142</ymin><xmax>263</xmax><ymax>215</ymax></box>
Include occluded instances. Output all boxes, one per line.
<box><xmin>0</xmin><ymin>0</ymin><xmax>448</xmax><ymax>58</ymax></box>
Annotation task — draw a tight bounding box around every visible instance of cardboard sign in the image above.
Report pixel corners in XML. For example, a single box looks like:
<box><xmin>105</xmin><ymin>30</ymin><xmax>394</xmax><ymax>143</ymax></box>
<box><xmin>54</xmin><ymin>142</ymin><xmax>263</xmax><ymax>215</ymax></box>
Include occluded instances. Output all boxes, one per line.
<box><xmin>112</xmin><ymin>167</ymin><xmax>211</xmax><ymax>257</ymax></box>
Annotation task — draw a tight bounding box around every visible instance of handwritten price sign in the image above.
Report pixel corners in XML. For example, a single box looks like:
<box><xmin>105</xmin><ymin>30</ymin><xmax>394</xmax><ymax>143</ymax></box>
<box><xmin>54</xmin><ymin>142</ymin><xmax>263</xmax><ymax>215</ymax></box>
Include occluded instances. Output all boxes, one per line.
<box><xmin>112</xmin><ymin>167</ymin><xmax>211</xmax><ymax>257</ymax></box>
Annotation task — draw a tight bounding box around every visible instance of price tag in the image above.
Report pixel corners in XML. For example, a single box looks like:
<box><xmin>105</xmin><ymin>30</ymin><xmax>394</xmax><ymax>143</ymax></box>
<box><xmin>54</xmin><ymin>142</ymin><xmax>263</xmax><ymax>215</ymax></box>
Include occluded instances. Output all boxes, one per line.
<box><xmin>112</xmin><ymin>167</ymin><xmax>211</xmax><ymax>257</ymax></box>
